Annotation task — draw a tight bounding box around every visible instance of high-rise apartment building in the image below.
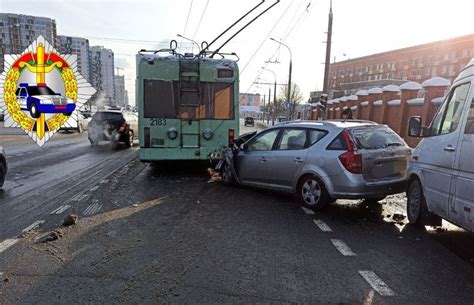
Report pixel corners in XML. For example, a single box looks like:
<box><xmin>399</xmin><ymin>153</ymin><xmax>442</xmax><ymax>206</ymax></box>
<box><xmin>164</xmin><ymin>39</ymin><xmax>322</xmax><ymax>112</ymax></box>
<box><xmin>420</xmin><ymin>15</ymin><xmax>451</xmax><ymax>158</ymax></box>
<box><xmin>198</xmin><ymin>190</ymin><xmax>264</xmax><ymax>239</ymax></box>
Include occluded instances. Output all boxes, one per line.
<box><xmin>57</xmin><ymin>35</ymin><xmax>90</xmax><ymax>81</ymax></box>
<box><xmin>0</xmin><ymin>13</ymin><xmax>57</xmax><ymax>71</ymax></box>
<box><xmin>89</xmin><ymin>46</ymin><xmax>115</xmax><ymax>105</ymax></box>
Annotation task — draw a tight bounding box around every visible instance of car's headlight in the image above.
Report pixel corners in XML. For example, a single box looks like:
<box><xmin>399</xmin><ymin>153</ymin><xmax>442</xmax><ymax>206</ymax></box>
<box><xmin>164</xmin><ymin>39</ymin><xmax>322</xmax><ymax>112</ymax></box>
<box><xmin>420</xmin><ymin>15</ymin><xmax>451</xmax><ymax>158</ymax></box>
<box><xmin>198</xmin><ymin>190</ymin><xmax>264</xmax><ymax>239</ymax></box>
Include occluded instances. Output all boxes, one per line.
<box><xmin>167</xmin><ymin>127</ymin><xmax>178</xmax><ymax>140</ymax></box>
<box><xmin>41</xmin><ymin>99</ymin><xmax>53</xmax><ymax>104</ymax></box>
<box><xmin>202</xmin><ymin>128</ymin><xmax>214</xmax><ymax>140</ymax></box>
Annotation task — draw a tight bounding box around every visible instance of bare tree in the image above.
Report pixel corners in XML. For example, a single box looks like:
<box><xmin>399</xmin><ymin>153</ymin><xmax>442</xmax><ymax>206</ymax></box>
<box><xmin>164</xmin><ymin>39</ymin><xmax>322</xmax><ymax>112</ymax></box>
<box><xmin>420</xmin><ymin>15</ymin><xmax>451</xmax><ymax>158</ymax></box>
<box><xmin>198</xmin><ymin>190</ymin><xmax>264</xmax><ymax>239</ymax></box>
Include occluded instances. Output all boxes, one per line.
<box><xmin>277</xmin><ymin>83</ymin><xmax>304</xmax><ymax>119</ymax></box>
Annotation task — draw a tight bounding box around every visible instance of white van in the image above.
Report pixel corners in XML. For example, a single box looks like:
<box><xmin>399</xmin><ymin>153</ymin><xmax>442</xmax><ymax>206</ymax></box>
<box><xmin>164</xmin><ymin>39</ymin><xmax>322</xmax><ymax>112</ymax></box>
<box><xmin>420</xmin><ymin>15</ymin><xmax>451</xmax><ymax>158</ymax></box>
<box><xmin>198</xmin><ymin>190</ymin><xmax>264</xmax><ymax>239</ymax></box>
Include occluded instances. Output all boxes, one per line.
<box><xmin>407</xmin><ymin>58</ymin><xmax>474</xmax><ymax>232</ymax></box>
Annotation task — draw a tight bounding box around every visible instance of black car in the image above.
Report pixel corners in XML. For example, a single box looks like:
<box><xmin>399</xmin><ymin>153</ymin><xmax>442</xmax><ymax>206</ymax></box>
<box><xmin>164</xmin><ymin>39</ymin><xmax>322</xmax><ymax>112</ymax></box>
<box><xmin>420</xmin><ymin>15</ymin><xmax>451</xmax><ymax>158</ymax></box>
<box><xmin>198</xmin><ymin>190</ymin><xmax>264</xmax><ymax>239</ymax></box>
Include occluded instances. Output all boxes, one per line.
<box><xmin>0</xmin><ymin>146</ymin><xmax>7</xmax><ymax>188</ymax></box>
<box><xmin>87</xmin><ymin>111</ymin><xmax>137</xmax><ymax>147</ymax></box>
<box><xmin>244</xmin><ymin>117</ymin><xmax>255</xmax><ymax>127</ymax></box>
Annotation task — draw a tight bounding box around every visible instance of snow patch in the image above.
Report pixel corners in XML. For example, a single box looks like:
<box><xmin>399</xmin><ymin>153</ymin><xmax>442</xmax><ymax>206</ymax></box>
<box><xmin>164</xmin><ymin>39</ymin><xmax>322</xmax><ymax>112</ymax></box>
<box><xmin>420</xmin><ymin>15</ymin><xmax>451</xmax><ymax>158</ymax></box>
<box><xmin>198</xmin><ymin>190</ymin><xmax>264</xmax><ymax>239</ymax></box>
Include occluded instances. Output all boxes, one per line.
<box><xmin>400</xmin><ymin>81</ymin><xmax>422</xmax><ymax>91</ymax></box>
<box><xmin>355</xmin><ymin>90</ymin><xmax>369</xmax><ymax>96</ymax></box>
<box><xmin>382</xmin><ymin>85</ymin><xmax>400</xmax><ymax>92</ymax></box>
<box><xmin>368</xmin><ymin>87</ymin><xmax>383</xmax><ymax>94</ymax></box>
<box><xmin>387</xmin><ymin>99</ymin><xmax>401</xmax><ymax>106</ymax></box>
<box><xmin>431</xmin><ymin>97</ymin><xmax>445</xmax><ymax>105</ymax></box>
<box><xmin>407</xmin><ymin>98</ymin><xmax>424</xmax><ymax>105</ymax></box>
<box><xmin>351</xmin><ymin>106</ymin><xmax>357</xmax><ymax>110</ymax></box>
<box><xmin>339</xmin><ymin>96</ymin><xmax>348</xmax><ymax>102</ymax></box>
<box><xmin>348</xmin><ymin>95</ymin><xmax>358</xmax><ymax>101</ymax></box>
<box><xmin>422</xmin><ymin>77</ymin><xmax>451</xmax><ymax>87</ymax></box>
<box><xmin>374</xmin><ymin>100</ymin><xmax>383</xmax><ymax>106</ymax></box>
<box><xmin>360</xmin><ymin>101</ymin><xmax>369</xmax><ymax>106</ymax></box>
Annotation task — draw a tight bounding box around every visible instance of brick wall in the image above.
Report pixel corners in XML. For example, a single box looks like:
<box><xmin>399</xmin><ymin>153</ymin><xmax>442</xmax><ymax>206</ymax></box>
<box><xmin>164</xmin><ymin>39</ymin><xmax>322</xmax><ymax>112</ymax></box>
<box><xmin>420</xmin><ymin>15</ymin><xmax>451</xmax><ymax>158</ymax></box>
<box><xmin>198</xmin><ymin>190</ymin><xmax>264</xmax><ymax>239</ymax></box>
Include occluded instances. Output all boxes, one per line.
<box><xmin>316</xmin><ymin>77</ymin><xmax>451</xmax><ymax>147</ymax></box>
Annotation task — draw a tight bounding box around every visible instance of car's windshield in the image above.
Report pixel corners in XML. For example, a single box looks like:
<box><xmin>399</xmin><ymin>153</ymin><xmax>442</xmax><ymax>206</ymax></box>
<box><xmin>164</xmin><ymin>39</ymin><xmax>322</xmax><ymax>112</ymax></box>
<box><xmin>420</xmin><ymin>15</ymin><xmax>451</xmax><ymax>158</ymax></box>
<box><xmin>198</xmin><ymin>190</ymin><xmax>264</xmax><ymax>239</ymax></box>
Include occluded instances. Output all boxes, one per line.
<box><xmin>26</xmin><ymin>86</ymin><xmax>56</xmax><ymax>96</ymax></box>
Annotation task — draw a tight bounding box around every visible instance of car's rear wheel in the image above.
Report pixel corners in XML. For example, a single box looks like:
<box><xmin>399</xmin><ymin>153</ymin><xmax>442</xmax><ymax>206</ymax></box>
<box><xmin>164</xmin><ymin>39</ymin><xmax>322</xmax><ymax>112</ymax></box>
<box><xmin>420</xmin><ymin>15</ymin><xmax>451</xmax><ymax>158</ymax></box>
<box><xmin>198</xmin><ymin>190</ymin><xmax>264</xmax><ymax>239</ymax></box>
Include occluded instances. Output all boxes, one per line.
<box><xmin>298</xmin><ymin>175</ymin><xmax>329</xmax><ymax>211</ymax></box>
<box><xmin>125</xmin><ymin>130</ymin><xmax>134</xmax><ymax>147</ymax></box>
<box><xmin>29</xmin><ymin>103</ymin><xmax>40</xmax><ymax>118</ymax></box>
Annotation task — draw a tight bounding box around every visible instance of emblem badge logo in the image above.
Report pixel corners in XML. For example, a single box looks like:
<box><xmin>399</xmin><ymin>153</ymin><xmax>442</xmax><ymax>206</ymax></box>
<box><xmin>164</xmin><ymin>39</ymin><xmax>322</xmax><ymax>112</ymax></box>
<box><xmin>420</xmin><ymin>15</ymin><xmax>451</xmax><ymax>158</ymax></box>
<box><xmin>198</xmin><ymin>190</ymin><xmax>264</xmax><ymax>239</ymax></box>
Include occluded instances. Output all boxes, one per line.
<box><xmin>0</xmin><ymin>35</ymin><xmax>96</xmax><ymax>146</ymax></box>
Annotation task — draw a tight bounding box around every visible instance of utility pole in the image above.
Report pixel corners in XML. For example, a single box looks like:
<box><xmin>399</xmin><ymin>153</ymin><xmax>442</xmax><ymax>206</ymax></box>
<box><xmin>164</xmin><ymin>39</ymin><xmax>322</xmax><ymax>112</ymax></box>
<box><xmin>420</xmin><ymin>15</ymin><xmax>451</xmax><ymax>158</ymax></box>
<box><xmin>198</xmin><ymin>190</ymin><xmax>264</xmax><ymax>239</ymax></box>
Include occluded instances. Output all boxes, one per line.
<box><xmin>323</xmin><ymin>0</ymin><xmax>333</xmax><ymax>94</ymax></box>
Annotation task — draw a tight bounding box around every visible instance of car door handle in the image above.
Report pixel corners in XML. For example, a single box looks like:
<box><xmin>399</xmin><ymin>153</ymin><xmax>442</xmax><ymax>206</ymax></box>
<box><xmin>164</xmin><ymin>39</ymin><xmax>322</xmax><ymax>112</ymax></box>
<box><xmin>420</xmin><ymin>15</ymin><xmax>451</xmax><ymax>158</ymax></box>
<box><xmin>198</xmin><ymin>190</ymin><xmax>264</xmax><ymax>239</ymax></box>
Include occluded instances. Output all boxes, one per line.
<box><xmin>294</xmin><ymin>157</ymin><xmax>304</xmax><ymax>163</ymax></box>
<box><xmin>444</xmin><ymin>145</ymin><xmax>456</xmax><ymax>152</ymax></box>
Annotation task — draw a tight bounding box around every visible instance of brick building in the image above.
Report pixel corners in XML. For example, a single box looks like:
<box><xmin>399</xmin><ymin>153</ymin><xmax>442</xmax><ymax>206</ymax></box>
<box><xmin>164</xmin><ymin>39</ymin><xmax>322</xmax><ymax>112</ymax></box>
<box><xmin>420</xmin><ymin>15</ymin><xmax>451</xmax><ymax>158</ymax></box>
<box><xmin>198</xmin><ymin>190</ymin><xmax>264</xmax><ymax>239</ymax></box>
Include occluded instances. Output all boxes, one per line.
<box><xmin>328</xmin><ymin>34</ymin><xmax>474</xmax><ymax>97</ymax></box>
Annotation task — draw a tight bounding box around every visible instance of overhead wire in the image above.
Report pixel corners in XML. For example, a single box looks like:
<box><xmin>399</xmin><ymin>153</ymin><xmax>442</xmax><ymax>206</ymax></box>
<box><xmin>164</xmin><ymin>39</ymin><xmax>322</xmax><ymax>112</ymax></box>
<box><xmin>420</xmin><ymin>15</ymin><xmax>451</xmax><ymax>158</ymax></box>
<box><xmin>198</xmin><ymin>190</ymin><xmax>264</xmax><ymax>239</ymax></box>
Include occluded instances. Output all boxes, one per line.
<box><xmin>179</xmin><ymin>0</ymin><xmax>194</xmax><ymax>49</ymax></box>
<box><xmin>192</xmin><ymin>0</ymin><xmax>210</xmax><ymax>40</ymax></box>
<box><xmin>245</xmin><ymin>1</ymin><xmax>313</xmax><ymax>95</ymax></box>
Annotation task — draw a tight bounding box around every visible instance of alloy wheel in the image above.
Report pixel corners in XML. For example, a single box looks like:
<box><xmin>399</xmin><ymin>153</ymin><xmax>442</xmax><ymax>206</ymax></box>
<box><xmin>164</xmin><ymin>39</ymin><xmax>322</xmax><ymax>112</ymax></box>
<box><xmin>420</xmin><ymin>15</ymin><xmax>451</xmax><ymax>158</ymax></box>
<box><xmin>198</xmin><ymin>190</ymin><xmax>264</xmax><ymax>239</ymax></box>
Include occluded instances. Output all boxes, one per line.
<box><xmin>302</xmin><ymin>179</ymin><xmax>322</xmax><ymax>206</ymax></box>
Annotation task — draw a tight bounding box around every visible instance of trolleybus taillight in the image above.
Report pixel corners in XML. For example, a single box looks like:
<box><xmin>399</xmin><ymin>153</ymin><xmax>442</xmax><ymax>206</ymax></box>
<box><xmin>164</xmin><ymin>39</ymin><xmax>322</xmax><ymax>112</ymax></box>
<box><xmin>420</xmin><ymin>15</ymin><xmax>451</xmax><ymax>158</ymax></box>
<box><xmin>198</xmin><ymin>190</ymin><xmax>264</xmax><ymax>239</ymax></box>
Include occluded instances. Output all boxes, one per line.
<box><xmin>144</xmin><ymin>127</ymin><xmax>150</xmax><ymax>148</ymax></box>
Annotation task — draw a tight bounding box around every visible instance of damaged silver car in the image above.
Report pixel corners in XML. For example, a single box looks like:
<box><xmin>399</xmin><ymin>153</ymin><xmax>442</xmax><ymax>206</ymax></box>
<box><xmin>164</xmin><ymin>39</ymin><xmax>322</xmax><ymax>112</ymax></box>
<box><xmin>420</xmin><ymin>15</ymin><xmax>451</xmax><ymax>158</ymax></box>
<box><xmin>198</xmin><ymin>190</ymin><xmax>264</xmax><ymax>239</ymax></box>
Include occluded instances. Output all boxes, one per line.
<box><xmin>218</xmin><ymin>120</ymin><xmax>411</xmax><ymax>210</ymax></box>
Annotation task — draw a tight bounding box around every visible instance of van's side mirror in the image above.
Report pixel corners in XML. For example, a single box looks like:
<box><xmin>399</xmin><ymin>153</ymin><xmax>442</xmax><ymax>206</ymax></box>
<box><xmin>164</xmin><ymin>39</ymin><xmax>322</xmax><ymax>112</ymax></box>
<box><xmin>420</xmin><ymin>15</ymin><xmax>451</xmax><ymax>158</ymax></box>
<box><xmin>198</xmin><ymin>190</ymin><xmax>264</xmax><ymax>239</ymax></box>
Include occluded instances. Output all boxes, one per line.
<box><xmin>408</xmin><ymin>116</ymin><xmax>422</xmax><ymax>137</ymax></box>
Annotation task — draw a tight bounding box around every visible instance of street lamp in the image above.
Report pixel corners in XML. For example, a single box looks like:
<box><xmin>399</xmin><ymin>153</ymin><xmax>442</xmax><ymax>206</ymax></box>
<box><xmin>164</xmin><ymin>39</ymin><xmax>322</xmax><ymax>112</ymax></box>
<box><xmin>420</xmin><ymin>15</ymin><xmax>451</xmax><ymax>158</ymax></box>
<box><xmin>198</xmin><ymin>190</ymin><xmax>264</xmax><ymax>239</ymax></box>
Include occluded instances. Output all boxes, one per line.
<box><xmin>270</xmin><ymin>38</ymin><xmax>292</xmax><ymax>119</ymax></box>
<box><xmin>261</xmin><ymin>66</ymin><xmax>277</xmax><ymax>124</ymax></box>
<box><xmin>177</xmin><ymin>34</ymin><xmax>201</xmax><ymax>53</ymax></box>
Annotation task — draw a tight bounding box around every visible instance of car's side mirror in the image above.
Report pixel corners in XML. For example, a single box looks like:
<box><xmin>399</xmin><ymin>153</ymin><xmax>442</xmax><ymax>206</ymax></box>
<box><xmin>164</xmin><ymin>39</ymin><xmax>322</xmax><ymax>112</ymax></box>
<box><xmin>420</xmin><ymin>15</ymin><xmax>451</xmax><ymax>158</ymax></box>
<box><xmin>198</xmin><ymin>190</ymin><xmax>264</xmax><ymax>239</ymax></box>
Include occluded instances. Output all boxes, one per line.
<box><xmin>239</xmin><ymin>143</ymin><xmax>246</xmax><ymax>151</ymax></box>
<box><xmin>408</xmin><ymin>116</ymin><xmax>423</xmax><ymax>137</ymax></box>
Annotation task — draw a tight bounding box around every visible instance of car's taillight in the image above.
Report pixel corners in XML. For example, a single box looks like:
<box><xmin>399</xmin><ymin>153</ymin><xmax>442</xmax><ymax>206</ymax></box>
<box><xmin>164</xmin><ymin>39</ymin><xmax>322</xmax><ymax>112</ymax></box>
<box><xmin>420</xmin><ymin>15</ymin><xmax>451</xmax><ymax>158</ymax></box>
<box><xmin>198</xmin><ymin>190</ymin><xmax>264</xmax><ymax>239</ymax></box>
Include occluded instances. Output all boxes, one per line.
<box><xmin>339</xmin><ymin>151</ymin><xmax>362</xmax><ymax>174</ymax></box>
<box><xmin>228</xmin><ymin>128</ymin><xmax>235</xmax><ymax>148</ymax></box>
<box><xmin>119</xmin><ymin>120</ymin><xmax>126</xmax><ymax>131</ymax></box>
<box><xmin>338</xmin><ymin>129</ymin><xmax>362</xmax><ymax>174</ymax></box>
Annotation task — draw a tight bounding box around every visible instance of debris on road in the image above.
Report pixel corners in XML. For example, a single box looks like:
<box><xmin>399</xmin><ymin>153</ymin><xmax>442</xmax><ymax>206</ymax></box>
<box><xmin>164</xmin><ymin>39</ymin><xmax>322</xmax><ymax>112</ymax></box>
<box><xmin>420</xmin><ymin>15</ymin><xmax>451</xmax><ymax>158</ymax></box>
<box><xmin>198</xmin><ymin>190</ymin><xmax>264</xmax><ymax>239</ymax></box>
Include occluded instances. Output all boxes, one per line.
<box><xmin>207</xmin><ymin>168</ymin><xmax>222</xmax><ymax>183</ymax></box>
<box><xmin>1</xmin><ymin>272</ymin><xmax>9</xmax><ymax>283</ymax></box>
<box><xmin>392</xmin><ymin>214</ymin><xmax>406</xmax><ymax>222</ymax></box>
<box><xmin>63</xmin><ymin>214</ymin><xmax>79</xmax><ymax>227</ymax></box>
<box><xmin>40</xmin><ymin>229</ymin><xmax>64</xmax><ymax>243</ymax></box>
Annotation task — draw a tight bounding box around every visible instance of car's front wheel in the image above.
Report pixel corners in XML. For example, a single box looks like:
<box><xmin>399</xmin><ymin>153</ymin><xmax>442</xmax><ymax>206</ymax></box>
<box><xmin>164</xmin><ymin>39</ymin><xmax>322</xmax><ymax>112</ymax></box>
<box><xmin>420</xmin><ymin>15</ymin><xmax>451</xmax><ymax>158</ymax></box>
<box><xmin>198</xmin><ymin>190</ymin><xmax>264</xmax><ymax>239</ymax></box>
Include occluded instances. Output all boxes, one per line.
<box><xmin>0</xmin><ymin>161</ymin><xmax>6</xmax><ymax>188</ymax></box>
<box><xmin>29</xmin><ymin>103</ymin><xmax>40</xmax><ymax>118</ymax></box>
<box><xmin>407</xmin><ymin>179</ymin><xmax>441</xmax><ymax>226</ymax></box>
<box><xmin>65</xmin><ymin>112</ymin><xmax>72</xmax><ymax>116</ymax></box>
<box><xmin>221</xmin><ymin>160</ymin><xmax>234</xmax><ymax>185</ymax></box>
<box><xmin>298</xmin><ymin>175</ymin><xmax>329</xmax><ymax>211</ymax></box>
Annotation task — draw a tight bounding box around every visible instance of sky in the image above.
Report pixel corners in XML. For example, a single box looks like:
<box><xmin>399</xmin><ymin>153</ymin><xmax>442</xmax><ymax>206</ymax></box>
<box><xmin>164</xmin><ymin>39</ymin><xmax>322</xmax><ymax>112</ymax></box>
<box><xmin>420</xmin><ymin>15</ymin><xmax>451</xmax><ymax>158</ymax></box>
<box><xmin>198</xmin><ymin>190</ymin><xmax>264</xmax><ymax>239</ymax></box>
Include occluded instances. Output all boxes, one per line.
<box><xmin>2</xmin><ymin>0</ymin><xmax>474</xmax><ymax>105</ymax></box>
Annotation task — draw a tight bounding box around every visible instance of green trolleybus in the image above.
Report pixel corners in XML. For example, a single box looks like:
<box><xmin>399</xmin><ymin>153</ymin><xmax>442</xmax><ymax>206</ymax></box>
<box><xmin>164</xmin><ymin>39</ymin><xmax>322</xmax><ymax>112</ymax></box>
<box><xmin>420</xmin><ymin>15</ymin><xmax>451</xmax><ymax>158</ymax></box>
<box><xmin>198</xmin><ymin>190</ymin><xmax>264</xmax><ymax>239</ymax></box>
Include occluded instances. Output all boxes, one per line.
<box><xmin>136</xmin><ymin>45</ymin><xmax>239</xmax><ymax>162</ymax></box>
<box><xmin>136</xmin><ymin>1</ymin><xmax>279</xmax><ymax>162</ymax></box>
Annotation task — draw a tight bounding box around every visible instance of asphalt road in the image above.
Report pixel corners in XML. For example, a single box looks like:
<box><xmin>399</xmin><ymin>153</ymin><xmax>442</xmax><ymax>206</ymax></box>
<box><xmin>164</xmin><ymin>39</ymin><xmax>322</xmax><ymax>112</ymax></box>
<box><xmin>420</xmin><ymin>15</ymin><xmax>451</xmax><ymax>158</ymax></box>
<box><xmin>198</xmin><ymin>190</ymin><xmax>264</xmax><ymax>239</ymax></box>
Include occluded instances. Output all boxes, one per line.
<box><xmin>0</xmin><ymin>123</ymin><xmax>473</xmax><ymax>304</ymax></box>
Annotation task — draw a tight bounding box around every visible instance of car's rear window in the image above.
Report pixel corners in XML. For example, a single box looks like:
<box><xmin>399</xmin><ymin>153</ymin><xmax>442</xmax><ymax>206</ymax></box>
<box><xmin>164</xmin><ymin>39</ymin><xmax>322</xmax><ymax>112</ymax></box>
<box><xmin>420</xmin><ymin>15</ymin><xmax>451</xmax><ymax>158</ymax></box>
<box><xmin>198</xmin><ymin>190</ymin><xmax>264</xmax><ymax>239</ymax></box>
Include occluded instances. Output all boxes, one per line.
<box><xmin>93</xmin><ymin>112</ymin><xmax>123</xmax><ymax>121</ymax></box>
<box><xmin>350</xmin><ymin>126</ymin><xmax>404</xmax><ymax>149</ymax></box>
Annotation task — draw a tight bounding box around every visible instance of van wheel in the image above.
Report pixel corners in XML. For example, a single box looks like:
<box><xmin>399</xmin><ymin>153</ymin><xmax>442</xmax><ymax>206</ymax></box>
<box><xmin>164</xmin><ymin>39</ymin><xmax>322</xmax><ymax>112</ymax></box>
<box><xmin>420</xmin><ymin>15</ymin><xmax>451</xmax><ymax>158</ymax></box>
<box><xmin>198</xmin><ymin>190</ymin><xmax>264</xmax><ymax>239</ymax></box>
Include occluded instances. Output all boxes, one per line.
<box><xmin>407</xmin><ymin>180</ymin><xmax>425</xmax><ymax>224</ymax></box>
<box><xmin>298</xmin><ymin>175</ymin><xmax>329</xmax><ymax>211</ymax></box>
<box><xmin>407</xmin><ymin>179</ymin><xmax>441</xmax><ymax>226</ymax></box>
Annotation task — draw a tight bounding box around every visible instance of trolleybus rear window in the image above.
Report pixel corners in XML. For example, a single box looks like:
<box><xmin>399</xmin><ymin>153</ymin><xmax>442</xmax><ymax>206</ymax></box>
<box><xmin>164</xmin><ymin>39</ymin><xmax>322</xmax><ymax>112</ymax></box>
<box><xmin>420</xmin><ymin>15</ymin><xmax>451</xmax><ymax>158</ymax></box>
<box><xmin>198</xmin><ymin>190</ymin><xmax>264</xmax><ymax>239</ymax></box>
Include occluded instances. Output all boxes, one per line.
<box><xmin>144</xmin><ymin>79</ymin><xmax>234</xmax><ymax>120</ymax></box>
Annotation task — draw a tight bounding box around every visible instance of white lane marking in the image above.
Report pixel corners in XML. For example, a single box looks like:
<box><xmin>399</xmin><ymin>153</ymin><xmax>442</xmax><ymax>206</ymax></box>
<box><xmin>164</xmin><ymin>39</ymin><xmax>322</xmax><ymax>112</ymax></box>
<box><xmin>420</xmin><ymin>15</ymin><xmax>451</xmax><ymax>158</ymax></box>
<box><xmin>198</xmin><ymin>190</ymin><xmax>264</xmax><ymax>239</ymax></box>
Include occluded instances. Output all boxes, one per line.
<box><xmin>301</xmin><ymin>207</ymin><xmax>316</xmax><ymax>215</ymax></box>
<box><xmin>358</xmin><ymin>271</ymin><xmax>395</xmax><ymax>296</ymax></box>
<box><xmin>50</xmin><ymin>205</ymin><xmax>71</xmax><ymax>215</ymax></box>
<box><xmin>22</xmin><ymin>220</ymin><xmax>45</xmax><ymax>232</ymax></box>
<box><xmin>313</xmin><ymin>219</ymin><xmax>333</xmax><ymax>232</ymax></box>
<box><xmin>0</xmin><ymin>239</ymin><xmax>19</xmax><ymax>254</ymax></box>
<box><xmin>330</xmin><ymin>239</ymin><xmax>357</xmax><ymax>256</ymax></box>
<box><xmin>83</xmin><ymin>201</ymin><xmax>102</xmax><ymax>216</ymax></box>
<box><xmin>71</xmin><ymin>193</ymin><xmax>89</xmax><ymax>202</ymax></box>
<box><xmin>89</xmin><ymin>185</ymin><xmax>99</xmax><ymax>192</ymax></box>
